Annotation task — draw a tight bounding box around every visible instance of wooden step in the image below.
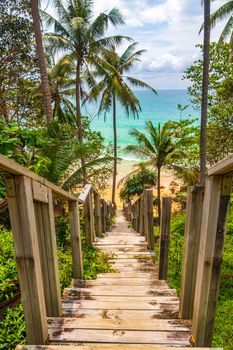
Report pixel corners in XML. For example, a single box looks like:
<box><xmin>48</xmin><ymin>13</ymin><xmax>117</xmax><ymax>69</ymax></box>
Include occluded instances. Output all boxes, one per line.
<box><xmin>64</xmin><ymin>287</ymin><xmax>177</xmax><ymax>297</ymax></box>
<box><xmin>47</xmin><ymin>317</ymin><xmax>191</xmax><ymax>331</ymax></box>
<box><xmin>73</xmin><ymin>278</ymin><xmax>167</xmax><ymax>287</ymax></box>
<box><xmin>17</xmin><ymin>346</ymin><xmax>221</xmax><ymax>350</ymax></box>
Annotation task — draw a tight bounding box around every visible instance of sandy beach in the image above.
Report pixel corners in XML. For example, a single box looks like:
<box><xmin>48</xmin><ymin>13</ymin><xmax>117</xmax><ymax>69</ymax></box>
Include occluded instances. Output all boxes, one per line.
<box><xmin>102</xmin><ymin>159</ymin><xmax>181</xmax><ymax>209</ymax></box>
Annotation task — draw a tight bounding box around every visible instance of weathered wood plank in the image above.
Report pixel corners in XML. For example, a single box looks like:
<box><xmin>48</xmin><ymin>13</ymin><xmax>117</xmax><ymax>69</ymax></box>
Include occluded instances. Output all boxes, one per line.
<box><xmin>6</xmin><ymin>176</ymin><xmax>48</xmax><ymax>344</ymax></box>
<box><xmin>73</xmin><ymin>278</ymin><xmax>168</xmax><ymax>287</ymax></box>
<box><xmin>64</xmin><ymin>287</ymin><xmax>177</xmax><ymax>297</ymax></box>
<box><xmin>16</xmin><ymin>346</ymin><xmax>222</xmax><ymax>350</ymax></box>
<box><xmin>69</xmin><ymin>201</ymin><xmax>83</xmax><ymax>279</ymax></box>
<box><xmin>47</xmin><ymin>317</ymin><xmax>191</xmax><ymax>331</ymax></box>
<box><xmin>32</xmin><ymin>180</ymin><xmax>48</xmax><ymax>203</ymax></box>
<box><xmin>49</xmin><ymin>328</ymin><xmax>190</xmax><ymax>345</ymax></box>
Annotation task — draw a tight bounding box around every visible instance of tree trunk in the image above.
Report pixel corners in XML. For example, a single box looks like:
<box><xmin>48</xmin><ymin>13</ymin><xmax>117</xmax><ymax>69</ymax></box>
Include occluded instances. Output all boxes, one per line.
<box><xmin>112</xmin><ymin>93</ymin><xmax>117</xmax><ymax>205</ymax></box>
<box><xmin>76</xmin><ymin>59</ymin><xmax>87</xmax><ymax>185</ymax></box>
<box><xmin>200</xmin><ymin>0</ymin><xmax>210</xmax><ymax>185</ymax></box>
<box><xmin>157</xmin><ymin>165</ymin><xmax>161</xmax><ymax>225</ymax></box>
<box><xmin>0</xmin><ymin>78</ymin><xmax>9</xmax><ymax>123</ymax></box>
<box><xmin>30</xmin><ymin>0</ymin><xmax>53</xmax><ymax>124</ymax></box>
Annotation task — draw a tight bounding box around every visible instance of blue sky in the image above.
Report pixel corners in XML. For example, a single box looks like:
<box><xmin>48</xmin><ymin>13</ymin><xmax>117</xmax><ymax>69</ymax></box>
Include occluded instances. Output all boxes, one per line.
<box><xmin>42</xmin><ymin>0</ymin><xmax>225</xmax><ymax>89</ymax></box>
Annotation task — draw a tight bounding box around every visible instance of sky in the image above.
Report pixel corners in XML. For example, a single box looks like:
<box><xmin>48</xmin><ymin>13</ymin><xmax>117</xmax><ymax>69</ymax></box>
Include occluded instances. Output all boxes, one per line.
<box><xmin>42</xmin><ymin>0</ymin><xmax>226</xmax><ymax>89</ymax></box>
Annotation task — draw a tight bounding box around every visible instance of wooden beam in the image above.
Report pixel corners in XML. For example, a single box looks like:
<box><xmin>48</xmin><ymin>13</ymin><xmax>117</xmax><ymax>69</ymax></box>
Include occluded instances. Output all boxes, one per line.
<box><xmin>192</xmin><ymin>175</ymin><xmax>232</xmax><ymax>346</ymax></box>
<box><xmin>69</xmin><ymin>201</ymin><xmax>83</xmax><ymax>279</ymax></box>
<box><xmin>0</xmin><ymin>154</ymin><xmax>78</xmax><ymax>202</ymax></box>
<box><xmin>208</xmin><ymin>153</ymin><xmax>233</xmax><ymax>176</ymax></box>
<box><xmin>32</xmin><ymin>180</ymin><xmax>48</xmax><ymax>203</ymax></box>
<box><xmin>101</xmin><ymin>199</ymin><xmax>106</xmax><ymax>233</ymax></box>
<box><xmin>139</xmin><ymin>197</ymin><xmax>144</xmax><ymax>235</ymax></box>
<box><xmin>146</xmin><ymin>189</ymin><xmax>155</xmax><ymax>251</ymax></box>
<box><xmin>6</xmin><ymin>176</ymin><xmax>48</xmax><ymax>344</ymax></box>
<box><xmin>180</xmin><ymin>186</ymin><xmax>204</xmax><ymax>319</ymax></box>
<box><xmin>84</xmin><ymin>191</ymin><xmax>95</xmax><ymax>245</ymax></box>
<box><xmin>78</xmin><ymin>184</ymin><xmax>92</xmax><ymax>203</ymax></box>
<box><xmin>143</xmin><ymin>190</ymin><xmax>148</xmax><ymax>240</ymax></box>
<box><xmin>94</xmin><ymin>193</ymin><xmax>102</xmax><ymax>237</ymax></box>
<box><xmin>158</xmin><ymin>197</ymin><xmax>172</xmax><ymax>280</ymax></box>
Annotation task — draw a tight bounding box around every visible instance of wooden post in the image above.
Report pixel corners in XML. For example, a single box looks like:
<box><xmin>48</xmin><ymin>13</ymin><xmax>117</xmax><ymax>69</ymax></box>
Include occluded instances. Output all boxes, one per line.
<box><xmin>94</xmin><ymin>193</ymin><xmax>102</xmax><ymax>237</ymax></box>
<box><xmin>143</xmin><ymin>190</ymin><xmax>148</xmax><ymax>240</ymax></box>
<box><xmin>192</xmin><ymin>175</ymin><xmax>232</xmax><ymax>346</ymax></box>
<box><xmin>132</xmin><ymin>203</ymin><xmax>136</xmax><ymax>229</ymax></box>
<box><xmin>158</xmin><ymin>197</ymin><xmax>172</xmax><ymax>280</ymax></box>
<box><xmin>179</xmin><ymin>185</ymin><xmax>204</xmax><ymax>319</ymax></box>
<box><xmin>101</xmin><ymin>199</ymin><xmax>106</xmax><ymax>233</ymax></box>
<box><xmin>34</xmin><ymin>188</ymin><xmax>62</xmax><ymax>317</ymax></box>
<box><xmin>135</xmin><ymin>200</ymin><xmax>140</xmax><ymax>232</ymax></box>
<box><xmin>69</xmin><ymin>201</ymin><xmax>83</xmax><ymax>279</ymax></box>
<box><xmin>139</xmin><ymin>197</ymin><xmax>144</xmax><ymax>235</ymax></box>
<box><xmin>84</xmin><ymin>191</ymin><xmax>95</xmax><ymax>245</ymax></box>
<box><xmin>146</xmin><ymin>189</ymin><xmax>155</xmax><ymax>251</ymax></box>
<box><xmin>6</xmin><ymin>176</ymin><xmax>48</xmax><ymax>344</ymax></box>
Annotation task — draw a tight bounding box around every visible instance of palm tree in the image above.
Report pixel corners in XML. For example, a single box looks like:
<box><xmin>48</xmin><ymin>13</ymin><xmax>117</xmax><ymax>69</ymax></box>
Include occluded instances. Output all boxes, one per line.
<box><xmin>86</xmin><ymin>44</ymin><xmax>157</xmax><ymax>204</ymax></box>
<box><xmin>124</xmin><ymin>121</ymin><xmax>192</xmax><ymax>223</ymax></box>
<box><xmin>209</xmin><ymin>0</ymin><xmax>233</xmax><ymax>56</ymax></box>
<box><xmin>30</xmin><ymin>0</ymin><xmax>53</xmax><ymax>123</ymax></box>
<box><xmin>41</xmin><ymin>0</ymin><xmax>129</xmax><ymax>183</ymax></box>
<box><xmin>200</xmin><ymin>0</ymin><xmax>211</xmax><ymax>185</ymax></box>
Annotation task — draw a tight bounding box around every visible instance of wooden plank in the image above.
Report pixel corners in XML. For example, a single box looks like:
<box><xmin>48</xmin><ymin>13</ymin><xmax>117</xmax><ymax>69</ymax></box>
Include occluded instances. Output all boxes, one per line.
<box><xmin>143</xmin><ymin>190</ymin><xmax>148</xmax><ymax>240</ymax></box>
<box><xmin>32</xmin><ymin>180</ymin><xmax>48</xmax><ymax>203</ymax></box>
<box><xmin>62</xmin><ymin>298</ymin><xmax>179</xmax><ymax>310</ymax></box>
<box><xmin>64</xmin><ymin>287</ymin><xmax>176</xmax><ymax>297</ymax></box>
<box><xmin>17</xmin><ymin>345</ymin><xmax>219</xmax><ymax>350</ymax></box>
<box><xmin>0</xmin><ymin>154</ymin><xmax>78</xmax><ymax>201</ymax></box>
<box><xmin>48</xmin><ymin>317</ymin><xmax>190</xmax><ymax>331</ymax></box>
<box><xmin>49</xmin><ymin>328</ymin><xmax>190</xmax><ymax>345</ymax></box>
<box><xmin>97</xmin><ymin>272</ymin><xmax>157</xmax><ymax>278</ymax></box>
<box><xmin>139</xmin><ymin>197</ymin><xmax>144</xmax><ymax>235</ymax></box>
<box><xmin>69</xmin><ymin>201</ymin><xmax>83</xmax><ymax>279</ymax></box>
<box><xmin>208</xmin><ymin>153</ymin><xmax>233</xmax><ymax>175</ymax></box>
<box><xmin>63</xmin><ymin>295</ymin><xmax>179</xmax><ymax>302</ymax></box>
<box><xmin>79</xmin><ymin>184</ymin><xmax>92</xmax><ymax>203</ymax></box>
<box><xmin>73</xmin><ymin>278</ymin><xmax>168</xmax><ymax>287</ymax></box>
<box><xmin>146</xmin><ymin>189</ymin><xmax>155</xmax><ymax>251</ymax></box>
<box><xmin>101</xmin><ymin>199</ymin><xmax>107</xmax><ymax>233</ymax></box>
<box><xmin>84</xmin><ymin>191</ymin><xmax>95</xmax><ymax>245</ymax></box>
<box><xmin>158</xmin><ymin>197</ymin><xmax>172</xmax><ymax>280</ymax></box>
<box><xmin>6</xmin><ymin>176</ymin><xmax>48</xmax><ymax>344</ymax></box>
<box><xmin>180</xmin><ymin>185</ymin><xmax>204</xmax><ymax>319</ymax></box>
<box><xmin>192</xmin><ymin>175</ymin><xmax>232</xmax><ymax>346</ymax></box>
<box><xmin>94</xmin><ymin>193</ymin><xmax>102</xmax><ymax>237</ymax></box>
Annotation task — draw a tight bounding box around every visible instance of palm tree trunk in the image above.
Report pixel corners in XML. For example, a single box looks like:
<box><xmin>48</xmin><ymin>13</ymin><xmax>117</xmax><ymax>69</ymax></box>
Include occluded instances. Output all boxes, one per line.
<box><xmin>30</xmin><ymin>0</ymin><xmax>53</xmax><ymax>124</ymax></box>
<box><xmin>112</xmin><ymin>93</ymin><xmax>117</xmax><ymax>205</ymax></box>
<box><xmin>200</xmin><ymin>0</ymin><xmax>210</xmax><ymax>185</ymax></box>
<box><xmin>76</xmin><ymin>59</ymin><xmax>87</xmax><ymax>184</ymax></box>
<box><xmin>157</xmin><ymin>165</ymin><xmax>161</xmax><ymax>225</ymax></box>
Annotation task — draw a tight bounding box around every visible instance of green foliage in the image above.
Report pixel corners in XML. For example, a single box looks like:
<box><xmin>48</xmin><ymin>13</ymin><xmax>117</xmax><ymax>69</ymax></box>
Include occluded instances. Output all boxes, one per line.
<box><xmin>120</xmin><ymin>167</ymin><xmax>156</xmax><ymax>201</ymax></box>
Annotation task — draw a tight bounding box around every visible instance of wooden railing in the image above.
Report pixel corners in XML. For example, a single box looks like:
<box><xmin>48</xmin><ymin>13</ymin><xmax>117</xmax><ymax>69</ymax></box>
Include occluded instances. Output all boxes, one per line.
<box><xmin>0</xmin><ymin>154</ymin><xmax>114</xmax><ymax>345</ymax></box>
<box><xmin>124</xmin><ymin>154</ymin><xmax>233</xmax><ymax>348</ymax></box>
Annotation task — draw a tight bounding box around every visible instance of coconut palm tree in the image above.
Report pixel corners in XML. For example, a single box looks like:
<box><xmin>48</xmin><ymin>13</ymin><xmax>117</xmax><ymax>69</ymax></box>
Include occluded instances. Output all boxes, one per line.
<box><xmin>41</xmin><ymin>0</ymin><xmax>129</xmax><ymax>183</ymax></box>
<box><xmin>86</xmin><ymin>44</ymin><xmax>157</xmax><ymax>204</ymax></box>
<box><xmin>200</xmin><ymin>0</ymin><xmax>211</xmax><ymax>185</ymax></box>
<box><xmin>124</xmin><ymin>121</ymin><xmax>192</xmax><ymax>223</ymax></box>
<box><xmin>30</xmin><ymin>0</ymin><xmax>53</xmax><ymax>123</ymax></box>
<box><xmin>208</xmin><ymin>0</ymin><xmax>233</xmax><ymax>55</ymax></box>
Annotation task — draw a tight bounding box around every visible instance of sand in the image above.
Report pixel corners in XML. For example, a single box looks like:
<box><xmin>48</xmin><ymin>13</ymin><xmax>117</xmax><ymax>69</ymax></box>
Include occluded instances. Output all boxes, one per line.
<box><xmin>102</xmin><ymin>160</ymin><xmax>181</xmax><ymax>209</ymax></box>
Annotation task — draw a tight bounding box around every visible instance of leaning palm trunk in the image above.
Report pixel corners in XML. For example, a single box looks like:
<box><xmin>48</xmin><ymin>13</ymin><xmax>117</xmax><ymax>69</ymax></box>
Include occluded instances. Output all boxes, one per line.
<box><xmin>30</xmin><ymin>0</ymin><xmax>53</xmax><ymax>123</ymax></box>
<box><xmin>112</xmin><ymin>93</ymin><xmax>117</xmax><ymax>204</ymax></box>
<box><xmin>76</xmin><ymin>59</ymin><xmax>86</xmax><ymax>185</ymax></box>
<box><xmin>200</xmin><ymin>0</ymin><xmax>210</xmax><ymax>185</ymax></box>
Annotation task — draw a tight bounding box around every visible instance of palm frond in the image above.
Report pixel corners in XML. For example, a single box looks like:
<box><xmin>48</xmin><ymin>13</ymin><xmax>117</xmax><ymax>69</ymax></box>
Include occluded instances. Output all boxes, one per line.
<box><xmin>126</xmin><ymin>77</ymin><xmax>157</xmax><ymax>94</ymax></box>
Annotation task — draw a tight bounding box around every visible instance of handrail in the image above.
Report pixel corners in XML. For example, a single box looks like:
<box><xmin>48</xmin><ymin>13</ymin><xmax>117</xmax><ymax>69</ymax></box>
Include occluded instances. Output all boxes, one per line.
<box><xmin>0</xmin><ymin>154</ymin><xmax>78</xmax><ymax>202</ymax></box>
<box><xmin>0</xmin><ymin>155</ymin><xmax>115</xmax><ymax>345</ymax></box>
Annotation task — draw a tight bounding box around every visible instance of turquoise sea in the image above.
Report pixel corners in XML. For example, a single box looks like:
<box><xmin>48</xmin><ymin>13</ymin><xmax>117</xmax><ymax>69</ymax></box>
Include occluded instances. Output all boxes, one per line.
<box><xmin>83</xmin><ymin>90</ymin><xmax>198</xmax><ymax>159</ymax></box>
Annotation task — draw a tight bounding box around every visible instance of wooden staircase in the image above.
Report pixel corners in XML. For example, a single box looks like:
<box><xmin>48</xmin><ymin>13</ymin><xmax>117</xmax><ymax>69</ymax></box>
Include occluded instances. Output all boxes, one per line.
<box><xmin>16</xmin><ymin>211</ymin><xmax>220</xmax><ymax>350</ymax></box>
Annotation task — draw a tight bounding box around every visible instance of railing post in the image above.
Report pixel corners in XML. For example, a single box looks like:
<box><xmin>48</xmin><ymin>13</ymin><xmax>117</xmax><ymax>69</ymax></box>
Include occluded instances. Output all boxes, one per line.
<box><xmin>6</xmin><ymin>176</ymin><xmax>48</xmax><ymax>344</ymax></box>
<box><xmin>84</xmin><ymin>191</ymin><xmax>94</xmax><ymax>245</ymax></box>
<box><xmin>143</xmin><ymin>190</ymin><xmax>148</xmax><ymax>240</ymax></box>
<box><xmin>132</xmin><ymin>203</ymin><xmax>136</xmax><ymax>229</ymax></box>
<box><xmin>34</xmin><ymin>188</ymin><xmax>62</xmax><ymax>317</ymax></box>
<box><xmin>146</xmin><ymin>189</ymin><xmax>155</xmax><ymax>251</ymax></box>
<box><xmin>101</xmin><ymin>199</ymin><xmax>106</xmax><ymax>233</ymax></box>
<box><xmin>94</xmin><ymin>193</ymin><xmax>102</xmax><ymax>237</ymax></box>
<box><xmin>69</xmin><ymin>200</ymin><xmax>83</xmax><ymax>279</ymax></box>
<box><xmin>135</xmin><ymin>200</ymin><xmax>140</xmax><ymax>232</ymax></box>
<box><xmin>192</xmin><ymin>175</ymin><xmax>232</xmax><ymax>346</ymax></box>
<box><xmin>180</xmin><ymin>185</ymin><xmax>204</xmax><ymax>319</ymax></box>
<box><xmin>139</xmin><ymin>197</ymin><xmax>144</xmax><ymax>235</ymax></box>
<box><xmin>158</xmin><ymin>197</ymin><xmax>172</xmax><ymax>280</ymax></box>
